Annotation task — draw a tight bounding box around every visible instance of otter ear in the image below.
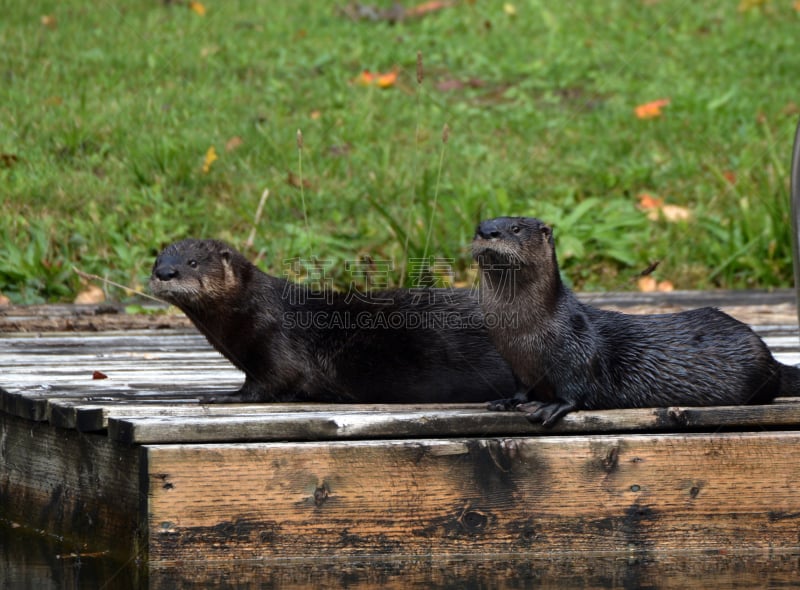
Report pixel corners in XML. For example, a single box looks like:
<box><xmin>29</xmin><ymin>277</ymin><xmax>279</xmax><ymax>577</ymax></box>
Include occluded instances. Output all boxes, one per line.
<box><xmin>541</xmin><ymin>224</ymin><xmax>553</xmax><ymax>244</ymax></box>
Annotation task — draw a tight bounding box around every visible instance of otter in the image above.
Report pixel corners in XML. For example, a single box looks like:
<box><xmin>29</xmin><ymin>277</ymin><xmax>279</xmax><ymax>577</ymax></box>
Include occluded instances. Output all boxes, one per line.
<box><xmin>472</xmin><ymin>216</ymin><xmax>800</xmax><ymax>426</ymax></box>
<box><xmin>150</xmin><ymin>238</ymin><xmax>517</xmax><ymax>403</ymax></box>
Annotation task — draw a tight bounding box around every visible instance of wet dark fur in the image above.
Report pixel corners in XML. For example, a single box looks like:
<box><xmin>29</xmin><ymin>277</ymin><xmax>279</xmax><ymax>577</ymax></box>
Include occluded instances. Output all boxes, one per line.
<box><xmin>472</xmin><ymin>216</ymin><xmax>800</xmax><ymax>426</ymax></box>
<box><xmin>150</xmin><ymin>238</ymin><xmax>516</xmax><ymax>403</ymax></box>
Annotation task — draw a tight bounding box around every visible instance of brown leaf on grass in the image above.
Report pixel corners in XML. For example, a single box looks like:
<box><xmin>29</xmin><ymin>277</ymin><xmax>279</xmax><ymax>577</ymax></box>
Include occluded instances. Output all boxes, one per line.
<box><xmin>40</xmin><ymin>15</ymin><xmax>57</xmax><ymax>29</ymax></box>
<box><xmin>356</xmin><ymin>69</ymin><xmax>399</xmax><ymax>88</ymax></box>
<box><xmin>43</xmin><ymin>96</ymin><xmax>63</xmax><ymax>106</ymax></box>
<box><xmin>637</xmin><ymin>192</ymin><xmax>664</xmax><ymax>210</ymax></box>
<box><xmin>225</xmin><ymin>136</ymin><xmax>243</xmax><ymax>152</ymax></box>
<box><xmin>74</xmin><ymin>285</ymin><xmax>105</xmax><ymax>304</ymax></box>
<box><xmin>287</xmin><ymin>171</ymin><xmax>313</xmax><ymax>189</ymax></box>
<box><xmin>340</xmin><ymin>1</ymin><xmax>453</xmax><ymax>22</ymax></box>
<box><xmin>92</xmin><ymin>370</ymin><xmax>108</xmax><ymax>380</ymax></box>
<box><xmin>722</xmin><ymin>170</ymin><xmax>737</xmax><ymax>185</ymax></box>
<box><xmin>188</xmin><ymin>1</ymin><xmax>206</xmax><ymax>16</ymax></box>
<box><xmin>637</xmin><ymin>193</ymin><xmax>691</xmax><ymax>222</ymax></box>
<box><xmin>738</xmin><ymin>0</ymin><xmax>768</xmax><ymax>11</ymax></box>
<box><xmin>0</xmin><ymin>153</ymin><xmax>19</xmax><ymax>168</ymax></box>
<box><xmin>637</xmin><ymin>276</ymin><xmax>674</xmax><ymax>293</ymax></box>
<box><xmin>405</xmin><ymin>1</ymin><xmax>454</xmax><ymax>18</ymax></box>
<box><xmin>635</xmin><ymin>98</ymin><xmax>670</xmax><ymax>119</ymax></box>
<box><xmin>782</xmin><ymin>101</ymin><xmax>800</xmax><ymax>116</ymax></box>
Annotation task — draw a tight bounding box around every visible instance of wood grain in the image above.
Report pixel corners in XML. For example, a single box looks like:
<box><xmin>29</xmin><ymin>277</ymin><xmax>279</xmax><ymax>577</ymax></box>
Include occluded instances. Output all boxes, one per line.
<box><xmin>144</xmin><ymin>431</ymin><xmax>800</xmax><ymax>562</ymax></box>
<box><xmin>0</xmin><ymin>412</ymin><xmax>142</xmax><ymax>561</ymax></box>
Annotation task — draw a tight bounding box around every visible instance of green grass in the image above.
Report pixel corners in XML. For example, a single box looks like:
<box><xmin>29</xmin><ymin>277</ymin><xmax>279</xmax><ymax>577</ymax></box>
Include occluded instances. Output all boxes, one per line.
<box><xmin>2</xmin><ymin>0</ymin><xmax>799</xmax><ymax>302</ymax></box>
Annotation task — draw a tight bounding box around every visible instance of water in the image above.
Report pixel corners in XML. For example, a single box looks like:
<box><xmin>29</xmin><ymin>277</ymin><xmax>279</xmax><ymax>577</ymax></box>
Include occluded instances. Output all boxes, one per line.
<box><xmin>4</xmin><ymin>522</ymin><xmax>800</xmax><ymax>589</ymax></box>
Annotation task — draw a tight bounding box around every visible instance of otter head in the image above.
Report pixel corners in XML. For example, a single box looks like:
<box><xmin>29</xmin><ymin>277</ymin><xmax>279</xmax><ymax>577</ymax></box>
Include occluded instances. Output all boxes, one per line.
<box><xmin>472</xmin><ymin>216</ymin><xmax>559</xmax><ymax>299</ymax></box>
<box><xmin>149</xmin><ymin>239</ymin><xmax>247</xmax><ymax>310</ymax></box>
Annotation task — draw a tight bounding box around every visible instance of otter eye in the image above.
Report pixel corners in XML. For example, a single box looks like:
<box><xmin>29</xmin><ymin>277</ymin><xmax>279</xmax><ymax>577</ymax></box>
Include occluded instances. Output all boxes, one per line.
<box><xmin>188</xmin><ymin>259</ymin><xmax>198</xmax><ymax>268</ymax></box>
<box><xmin>511</xmin><ymin>225</ymin><xmax>521</xmax><ymax>234</ymax></box>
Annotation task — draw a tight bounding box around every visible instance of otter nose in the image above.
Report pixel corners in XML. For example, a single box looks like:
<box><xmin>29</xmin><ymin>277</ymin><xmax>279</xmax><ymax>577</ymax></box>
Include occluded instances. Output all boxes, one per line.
<box><xmin>152</xmin><ymin>256</ymin><xmax>181</xmax><ymax>281</ymax></box>
<box><xmin>476</xmin><ymin>219</ymin><xmax>503</xmax><ymax>240</ymax></box>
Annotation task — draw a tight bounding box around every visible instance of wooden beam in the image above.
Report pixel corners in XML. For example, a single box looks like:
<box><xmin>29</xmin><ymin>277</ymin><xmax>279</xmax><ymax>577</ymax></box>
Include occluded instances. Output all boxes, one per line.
<box><xmin>110</xmin><ymin>402</ymin><xmax>800</xmax><ymax>444</ymax></box>
<box><xmin>143</xmin><ymin>431</ymin><xmax>800</xmax><ymax>562</ymax></box>
<box><xmin>0</xmin><ymin>412</ymin><xmax>142</xmax><ymax>562</ymax></box>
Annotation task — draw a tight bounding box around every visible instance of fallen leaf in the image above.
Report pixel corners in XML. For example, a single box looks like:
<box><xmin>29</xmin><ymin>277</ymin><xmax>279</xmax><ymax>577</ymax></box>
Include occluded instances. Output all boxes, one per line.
<box><xmin>738</xmin><ymin>0</ymin><xmax>768</xmax><ymax>11</ymax></box>
<box><xmin>659</xmin><ymin>204</ymin><xmax>691</xmax><ymax>222</ymax></box>
<box><xmin>637</xmin><ymin>193</ymin><xmax>691</xmax><ymax>222</ymax></box>
<box><xmin>287</xmin><ymin>171</ymin><xmax>313</xmax><ymax>189</ymax></box>
<box><xmin>503</xmin><ymin>3</ymin><xmax>517</xmax><ymax>16</ymax></box>
<box><xmin>43</xmin><ymin>96</ymin><xmax>63</xmax><ymax>107</ymax></box>
<box><xmin>637</xmin><ymin>192</ymin><xmax>664</xmax><ymax>211</ymax></box>
<box><xmin>40</xmin><ymin>14</ymin><xmax>57</xmax><ymax>28</ymax></box>
<box><xmin>202</xmin><ymin>145</ymin><xmax>217</xmax><ymax>174</ymax></box>
<box><xmin>782</xmin><ymin>101</ymin><xmax>800</xmax><ymax>116</ymax></box>
<box><xmin>637</xmin><ymin>276</ymin><xmax>657</xmax><ymax>292</ymax></box>
<box><xmin>188</xmin><ymin>1</ymin><xmax>206</xmax><ymax>16</ymax></box>
<box><xmin>74</xmin><ymin>285</ymin><xmax>105</xmax><ymax>304</ymax></box>
<box><xmin>0</xmin><ymin>293</ymin><xmax>10</xmax><ymax>306</ymax></box>
<box><xmin>637</xmin><ymin>277</ymin><xmax>674</xmax><ymax>293</ymax></box>
<box><xmin>310</xmin><ymin>110</ymin><xmax>322</xmax><ymax>120</ymax></box>
<box><xmin>795</xmin><ymin>0</ymin><xmax>800</xmax><ymax>11</ymax></box>
<box><xmin>356</xmin><ymin>69</ymin><xmax>398</xmax><ymax>88</ymax></box>
<box><xmin>722</xmin><ymin>170</ymin><xmax>737</xmax><ymax>185</ymax></box>
<box><xmin>0</xmin><ymin>153</ymin><xmax>19</xmax><ymax>168</ymax></box>
<box><xmin>656</xmin><ymin>280</ymin><xmax>674</xmax><ymax>292</ymax></box>
<box><xmin>635</xmin><ymin>98</ymin><xmax>670</xmax><ymax>119</ymax></box>
<box><xmin>225</xmin><ymin>136</ymin><xmax>243</xmax><ymax>152</ymax></box>
<box><xmin>92</xmin><ymin>370</ymin><xmax>108</xmax><ymax>380</ymax></box>
<box><xmin>405</xmin><ymin>1</ymin><xmax>454</xmax><ymax>18</ymax></box>
<box><xmin>376</xmin><ymin>70</ymin><xmax>398</xmax><ymax>88</ymax></box>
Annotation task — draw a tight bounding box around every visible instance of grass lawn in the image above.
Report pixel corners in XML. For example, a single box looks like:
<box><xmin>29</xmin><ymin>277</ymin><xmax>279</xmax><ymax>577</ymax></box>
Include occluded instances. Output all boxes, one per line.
<box><xmin>2</xmin><ymin>0</ymin><xmax>799</xmax><ymax>303</ymax></box>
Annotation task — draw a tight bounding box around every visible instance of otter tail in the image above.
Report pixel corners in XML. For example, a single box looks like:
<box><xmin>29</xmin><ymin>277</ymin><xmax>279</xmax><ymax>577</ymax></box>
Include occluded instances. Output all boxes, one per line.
<box><xmin>780</xmin><ymin>364</ymin><xmax>800</xmax><ymax>397</ymax></box>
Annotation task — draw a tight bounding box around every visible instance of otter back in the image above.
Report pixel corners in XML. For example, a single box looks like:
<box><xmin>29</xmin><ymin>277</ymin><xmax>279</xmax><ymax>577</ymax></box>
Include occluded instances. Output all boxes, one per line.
<box><xmin>150</xmin><ymin>238</ymin><xmax>516</xmax><ymax>403</ymax></box>
<box><xmin>472</xmin><ymin>216</ymin><xmax>792</xmax><ymax>425</ymax></box>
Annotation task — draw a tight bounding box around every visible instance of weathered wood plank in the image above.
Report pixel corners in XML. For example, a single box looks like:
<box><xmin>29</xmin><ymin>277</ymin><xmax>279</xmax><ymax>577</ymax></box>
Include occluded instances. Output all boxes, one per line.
<box><xmin>0</xmin><ymin>412</ymin><xmax>142</xmax><ymax>562</ymax></box>
<box><xmin>144</xmin><ymin>552</ymin><xmax>800</xmax><ymax>588</ymax></box>
<box><xmin>107</xmin><ymin>402</ymin><xmax>800</xmax><ymax>445</ymax></box>
<box><xmin>47</xmin><ymin>400</ymin><xmax>483</xmax><ymax>432</ymax></box>
<box><xmin>143</xmin><ymin>431</ymin><xmax>800</xmax><ymax>562</ymax></box>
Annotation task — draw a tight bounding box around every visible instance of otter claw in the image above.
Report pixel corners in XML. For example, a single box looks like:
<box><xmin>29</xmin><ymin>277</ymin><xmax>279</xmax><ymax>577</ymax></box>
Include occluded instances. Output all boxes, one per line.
<box><xmin>487</xmin><ymin>397</ymin><xmax>523</xmax><ymax>412</ymax></box>
<box><xmin>518</xmin><ymin>401</ymin><xmax>575</xmax><ymax>427</ymax></box>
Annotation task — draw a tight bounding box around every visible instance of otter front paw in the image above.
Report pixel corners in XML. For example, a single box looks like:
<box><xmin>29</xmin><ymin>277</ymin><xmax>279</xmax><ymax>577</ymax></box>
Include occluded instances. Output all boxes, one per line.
<box><xmin>487</xmin><ymin>397</ymin><xmax>523</xmax><ymax>412</ymax></box>
<box><xmin>517</xmin><ymin>401</ymin><xmax>575</xmax><ymax>427</ymax></box>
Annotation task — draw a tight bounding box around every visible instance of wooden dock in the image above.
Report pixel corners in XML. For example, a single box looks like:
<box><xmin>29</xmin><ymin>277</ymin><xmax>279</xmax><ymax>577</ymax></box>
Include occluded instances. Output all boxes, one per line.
<box><xmin>3</xmin><ymin>291</ymin><xmax>800</xmax><ymax>585</ymax></box>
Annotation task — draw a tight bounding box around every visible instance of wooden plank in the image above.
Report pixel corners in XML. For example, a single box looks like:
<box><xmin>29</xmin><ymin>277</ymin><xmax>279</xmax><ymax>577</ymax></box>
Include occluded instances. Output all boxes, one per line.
<box><xmin>143</xmin><ymin>431</ymin><xmax>800</xmax><ymax>562</ymax></box>
<box><xmin>145</xmin><ymin>552</ymin><xmax>800</xmax><ymax>587</ymax></box>
<box><xmin>109</xmin><ymin>402</ymin><xmax>800</xmax><ymax>445</ymax></box>
<box><xmin>47</xmin><ymin>400</ymin><xmax>483</xmax><ymax>432</ymax></box>
<box><xmin>0</xmin><ymin>412</ymin><xmax>142</xmax><ymax>562</ymax></box>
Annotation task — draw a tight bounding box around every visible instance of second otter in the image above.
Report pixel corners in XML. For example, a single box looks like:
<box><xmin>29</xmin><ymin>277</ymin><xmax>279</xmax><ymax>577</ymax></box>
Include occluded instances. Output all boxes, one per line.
<box><xmin>150</xmin><ymin>238</ymin><xmax>516</xmax><ymax>403</ymax></box>
<box><xmin>472</xmin><ymin>216</ymin><xmax>800</xmax><ymax>426</ymax></box>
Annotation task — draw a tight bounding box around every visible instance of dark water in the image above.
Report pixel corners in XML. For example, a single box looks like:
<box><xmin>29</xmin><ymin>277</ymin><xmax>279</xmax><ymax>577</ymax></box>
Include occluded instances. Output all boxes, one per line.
<box><xmin>4</xmin><ymin>522</ymin><xmax>800</xmax><ymax>589</ymax></box>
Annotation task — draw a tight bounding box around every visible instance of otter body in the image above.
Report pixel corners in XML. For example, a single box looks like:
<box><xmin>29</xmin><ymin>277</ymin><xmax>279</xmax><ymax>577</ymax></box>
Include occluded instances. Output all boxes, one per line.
<box><xmin>473</xmin><ymin>216</ymin><xmax>800</xmax><ymax>425</ymax></box>
<box><xmin>150</xmin><ymin>238</ymin><xmax>516</xmax><ymax>403</ymax></box>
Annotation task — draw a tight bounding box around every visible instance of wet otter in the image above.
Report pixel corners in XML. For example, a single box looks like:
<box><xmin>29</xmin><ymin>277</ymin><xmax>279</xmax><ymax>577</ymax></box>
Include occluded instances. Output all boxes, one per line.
<box><xmin>472</xmin><ymin>216</ymin><xmax>800</xmax><ymax>426</ymax></box>
<box><xmin>150</xmin><ymin>238</ymin><xmax>516</xmax><ymax>403</ymax></box>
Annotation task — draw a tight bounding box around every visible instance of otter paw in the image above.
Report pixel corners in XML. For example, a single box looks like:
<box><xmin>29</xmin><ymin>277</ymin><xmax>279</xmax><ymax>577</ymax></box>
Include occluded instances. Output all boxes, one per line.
<box><xmin>487</xmin><ymin>397</ymin><xmax>523</xmax><ymax>412</ymax></box>
<box><xmin>518</xmin><ymin>401</ymin><xmax>575</xmax><ymax>427</ymax></box>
